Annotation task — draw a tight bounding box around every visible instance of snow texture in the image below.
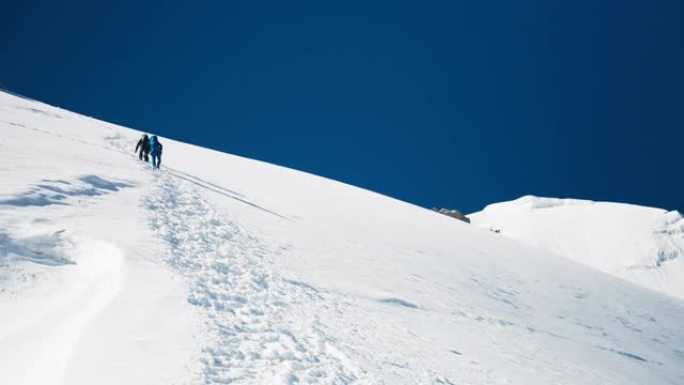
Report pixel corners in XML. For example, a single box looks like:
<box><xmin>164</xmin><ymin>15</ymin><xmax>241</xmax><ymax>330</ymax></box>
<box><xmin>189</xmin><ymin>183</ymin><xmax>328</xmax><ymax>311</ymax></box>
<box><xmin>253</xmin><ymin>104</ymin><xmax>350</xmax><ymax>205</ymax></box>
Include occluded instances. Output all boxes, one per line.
<box><xmin>470</xmin><ymin>195</ymin><xmax>684</xmax><ymax>299</ymax></box>
<box><xmin>1</xmin><ymin>91</ymin><xmax>683</xmax><ymax>385</ymax></box>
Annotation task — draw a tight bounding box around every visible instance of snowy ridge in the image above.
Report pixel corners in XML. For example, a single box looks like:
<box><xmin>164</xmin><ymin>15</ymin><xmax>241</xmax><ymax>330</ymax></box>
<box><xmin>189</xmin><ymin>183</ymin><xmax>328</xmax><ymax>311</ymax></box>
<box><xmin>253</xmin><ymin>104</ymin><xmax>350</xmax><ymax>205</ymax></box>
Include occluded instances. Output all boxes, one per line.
<box><xmin>508</xmin><ymin>195</ymin><xmax>594</xmax><ymax>209</ymax></box>
<box><xmin>1</xmin><ymin>91</ymin><xmax>684</xmax><ymax>385</ymax></box>
<box><xmin>470</xmin><ymin>195</ymin><xmax>684</xmax><ymax>299</ymax></box>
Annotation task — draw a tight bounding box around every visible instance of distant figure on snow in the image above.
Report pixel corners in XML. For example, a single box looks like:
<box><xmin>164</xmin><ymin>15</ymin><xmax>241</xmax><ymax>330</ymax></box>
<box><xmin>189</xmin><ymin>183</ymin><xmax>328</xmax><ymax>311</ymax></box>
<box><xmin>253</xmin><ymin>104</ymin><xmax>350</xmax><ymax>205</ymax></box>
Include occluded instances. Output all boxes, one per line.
<box><xmin>149</xmin><ymin>135</ymin><xmax>163</xmax><ymax>169</ymax></box>
<box><xmin>135</xmin><ymin>134</ymin><xmax>151</xmax><ymax>161</ymax></box>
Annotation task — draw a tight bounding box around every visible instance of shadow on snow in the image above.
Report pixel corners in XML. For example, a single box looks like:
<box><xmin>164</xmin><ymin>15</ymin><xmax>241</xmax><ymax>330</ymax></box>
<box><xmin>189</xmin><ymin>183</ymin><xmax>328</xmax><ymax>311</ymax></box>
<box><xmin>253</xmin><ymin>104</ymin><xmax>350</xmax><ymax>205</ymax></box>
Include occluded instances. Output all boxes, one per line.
<box><xmin>0</xmin><ymin>175</ymin><xmax>134</xmax><ymax>207</ymax></box>
<box><xmin>0</xmin><ymin>230</ymin><xmax>73</xmax><ymax>266</ymax></box>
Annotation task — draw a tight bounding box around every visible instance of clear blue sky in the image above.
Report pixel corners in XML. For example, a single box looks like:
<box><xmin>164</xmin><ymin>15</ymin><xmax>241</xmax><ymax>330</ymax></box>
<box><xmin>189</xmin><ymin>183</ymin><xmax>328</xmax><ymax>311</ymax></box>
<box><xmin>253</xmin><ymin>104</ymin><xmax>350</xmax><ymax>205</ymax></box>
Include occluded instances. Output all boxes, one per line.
<box><xmin>2</xmin><ymin>0</ymin><xmax>682</xmax><ymax>213</ymax></box>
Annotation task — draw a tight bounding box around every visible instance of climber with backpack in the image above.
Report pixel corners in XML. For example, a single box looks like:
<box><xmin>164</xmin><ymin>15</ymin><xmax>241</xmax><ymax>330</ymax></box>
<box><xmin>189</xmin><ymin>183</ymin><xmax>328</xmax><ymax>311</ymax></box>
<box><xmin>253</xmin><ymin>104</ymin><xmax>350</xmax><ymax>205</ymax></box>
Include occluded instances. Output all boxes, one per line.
<box><xmin>135</xmin><ymin>134</ymin><xmax>151</xmax><ymax>161</ymax></box>
<box><xmin>149</xmin><ymin>135</ymin><xmax>163</xmax><ymax>169</ymax></box>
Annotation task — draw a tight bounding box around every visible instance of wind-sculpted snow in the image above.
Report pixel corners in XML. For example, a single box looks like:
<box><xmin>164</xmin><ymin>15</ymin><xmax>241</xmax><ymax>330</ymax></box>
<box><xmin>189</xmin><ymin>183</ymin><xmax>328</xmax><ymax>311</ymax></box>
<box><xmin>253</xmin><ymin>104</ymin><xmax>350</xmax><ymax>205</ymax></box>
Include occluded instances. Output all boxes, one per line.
<box><xmin>0</xmin><ymin>230</ymin><xmax>73</xmax><ymax>267</ymax></box>
<box><xmin>509</xmin><ymin>195</ymin><xmax>593</xmax><ymax>209</ymax></box>
<box><xmin>0</xmin><ymin>176</ymin><xmax>134</xmax><ymax>207</ymax></box>
<box><xmin>144</xmin><ymin>173</ymin><xmax>372</xmax><ymax>384</ymax></box>
<box><xmin>0</xmin><ymin>232</ymin><xmax>124</xmax><ymax>384</ymax></box>
<box><xmin>652</xmin><ymin>210</ymin><xmax>683</xmax><ymax>267</ymax></box>
<box><xmin>471</xmin><ymin>196</ymin><xmax>684</xmax><ymax>299</ymax></box>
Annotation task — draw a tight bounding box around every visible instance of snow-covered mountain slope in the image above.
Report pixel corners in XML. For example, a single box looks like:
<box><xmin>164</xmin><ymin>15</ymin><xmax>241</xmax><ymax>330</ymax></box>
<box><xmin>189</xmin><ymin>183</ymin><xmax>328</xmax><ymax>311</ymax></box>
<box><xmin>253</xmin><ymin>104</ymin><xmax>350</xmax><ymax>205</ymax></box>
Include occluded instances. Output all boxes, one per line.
<box><xmin>1</xmin><ymin>90</ymin><xmax>683</xmax><ymax>385</ymax></box>
<box><xmin>469</xmin><ymin>196</ymin><xmax>684</xmax><ymax>299</ymax></box>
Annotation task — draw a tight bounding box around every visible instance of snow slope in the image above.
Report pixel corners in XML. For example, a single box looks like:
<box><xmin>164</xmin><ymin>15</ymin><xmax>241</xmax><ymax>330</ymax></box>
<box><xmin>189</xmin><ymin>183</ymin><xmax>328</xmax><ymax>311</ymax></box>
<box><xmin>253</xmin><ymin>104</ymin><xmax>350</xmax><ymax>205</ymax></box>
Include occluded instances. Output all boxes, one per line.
<box><xmin>1</xmin><ymin>90</ymin><xmax>683</xmax><ymax>385</ymax></box>
<box><xmin>469</xmin><ymin>196</ymin><xmax>684</xmax><ymax>299</ymax></box>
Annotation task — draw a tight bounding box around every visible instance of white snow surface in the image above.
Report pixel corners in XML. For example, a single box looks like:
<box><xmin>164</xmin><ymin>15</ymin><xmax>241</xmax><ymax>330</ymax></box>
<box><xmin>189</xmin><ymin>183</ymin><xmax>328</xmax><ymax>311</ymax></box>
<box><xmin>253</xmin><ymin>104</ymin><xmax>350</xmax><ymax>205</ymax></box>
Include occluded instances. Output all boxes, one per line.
<box><xmin>0</xmin><ymin>90</ymin><xmax>682</xmax><ymax>385</ymax></box>
<box><xmin>469</xmin><ymin>196</ymin><xmax>684</xmax><ymax>299</ymax></box>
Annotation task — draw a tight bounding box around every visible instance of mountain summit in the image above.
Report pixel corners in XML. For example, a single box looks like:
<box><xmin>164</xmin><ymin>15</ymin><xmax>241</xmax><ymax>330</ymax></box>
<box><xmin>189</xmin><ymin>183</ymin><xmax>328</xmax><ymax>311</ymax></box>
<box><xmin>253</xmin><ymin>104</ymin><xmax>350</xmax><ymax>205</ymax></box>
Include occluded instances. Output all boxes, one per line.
<box><xmin>470</xmin><ymin>195</ymin><xmax>684</xmax><ymax>299</ymax></box>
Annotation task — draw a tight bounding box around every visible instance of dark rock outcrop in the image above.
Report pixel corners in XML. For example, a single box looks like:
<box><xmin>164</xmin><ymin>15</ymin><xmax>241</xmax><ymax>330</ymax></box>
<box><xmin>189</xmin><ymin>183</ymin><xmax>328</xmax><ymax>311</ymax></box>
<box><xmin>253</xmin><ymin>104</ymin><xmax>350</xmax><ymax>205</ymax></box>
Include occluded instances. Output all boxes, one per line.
<box><xmin>432</xmin><ymin>208</ymin><xmax>470</xmax><ymax>223</ymax></box>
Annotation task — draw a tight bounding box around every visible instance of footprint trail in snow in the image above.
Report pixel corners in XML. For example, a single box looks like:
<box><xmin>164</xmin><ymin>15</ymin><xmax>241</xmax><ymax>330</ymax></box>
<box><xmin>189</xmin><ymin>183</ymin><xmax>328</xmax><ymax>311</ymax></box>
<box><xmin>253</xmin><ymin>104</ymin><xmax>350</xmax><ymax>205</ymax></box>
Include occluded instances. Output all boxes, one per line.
<box><xmin>144</xmin><ymin>172</ymin><xmax>371</xmax><ymax>385</ymax></box>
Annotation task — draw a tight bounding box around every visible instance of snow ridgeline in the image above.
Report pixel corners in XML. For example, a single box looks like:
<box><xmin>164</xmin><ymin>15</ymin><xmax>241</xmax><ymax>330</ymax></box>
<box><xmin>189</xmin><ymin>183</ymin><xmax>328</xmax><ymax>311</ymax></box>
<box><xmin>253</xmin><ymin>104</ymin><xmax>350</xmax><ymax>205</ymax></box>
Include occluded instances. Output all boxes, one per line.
<box><xmin>1</xmin><ymin>90</ymin><xmax>684</xmax><ymax>385</ymax></box>
<box><xmin>470</xmin><ymin>195</ymin><xmax>684</xmax><ymax>299</ymax></box>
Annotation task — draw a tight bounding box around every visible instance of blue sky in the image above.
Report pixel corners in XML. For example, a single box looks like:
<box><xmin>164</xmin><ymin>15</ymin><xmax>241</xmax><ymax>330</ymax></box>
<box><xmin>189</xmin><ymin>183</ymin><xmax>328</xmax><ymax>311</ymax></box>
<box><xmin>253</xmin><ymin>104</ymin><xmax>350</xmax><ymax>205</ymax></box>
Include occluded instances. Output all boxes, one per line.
<box><xmin>2</xmin><ymin>0</ymin><xmax>682</xmax><ymax>213</ymax></box>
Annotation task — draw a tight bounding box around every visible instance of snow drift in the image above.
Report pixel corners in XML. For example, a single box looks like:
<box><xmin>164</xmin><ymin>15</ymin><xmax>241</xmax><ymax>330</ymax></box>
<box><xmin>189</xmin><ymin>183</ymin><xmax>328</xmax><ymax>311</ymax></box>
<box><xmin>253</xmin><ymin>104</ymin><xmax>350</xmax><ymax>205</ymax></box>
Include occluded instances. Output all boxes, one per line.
<box><xmin>469</xmin><ymin>196</ymin><xmax>684</xmax><ymax>299</ymax></box>
<box><xmin>1</xmin><ymin>90</ymin><xmax>683</xmax><ymax>385</ymax></box>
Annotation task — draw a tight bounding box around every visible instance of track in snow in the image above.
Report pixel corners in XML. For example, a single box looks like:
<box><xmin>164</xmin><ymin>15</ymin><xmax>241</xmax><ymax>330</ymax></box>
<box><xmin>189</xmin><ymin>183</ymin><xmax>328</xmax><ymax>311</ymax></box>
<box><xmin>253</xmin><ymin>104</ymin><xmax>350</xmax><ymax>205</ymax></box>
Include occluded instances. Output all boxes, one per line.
<box><xmin>143</xmin><ymin>171</ymin><xmax>373</xmax><ymax>385</ymax></box>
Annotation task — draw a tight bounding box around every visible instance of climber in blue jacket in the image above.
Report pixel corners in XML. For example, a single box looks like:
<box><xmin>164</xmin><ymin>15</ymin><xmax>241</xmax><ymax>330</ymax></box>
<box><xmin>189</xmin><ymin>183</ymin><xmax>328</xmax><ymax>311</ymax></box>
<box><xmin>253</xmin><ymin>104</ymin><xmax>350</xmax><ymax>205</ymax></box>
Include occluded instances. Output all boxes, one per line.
<box><xmin>149</xmin><ymin>135</ymin><xmax>163</xmax><ymax>169</ymax></box>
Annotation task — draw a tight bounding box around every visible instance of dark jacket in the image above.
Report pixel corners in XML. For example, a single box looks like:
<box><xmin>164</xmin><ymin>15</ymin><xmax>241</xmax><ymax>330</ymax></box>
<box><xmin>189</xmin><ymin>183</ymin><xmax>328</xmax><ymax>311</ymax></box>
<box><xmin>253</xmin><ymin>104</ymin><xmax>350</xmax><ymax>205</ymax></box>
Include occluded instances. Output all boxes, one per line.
<box><xmin>135</xmin><ymin>135</ymin><xmax>151</xmax><ymax>153</ymax></box>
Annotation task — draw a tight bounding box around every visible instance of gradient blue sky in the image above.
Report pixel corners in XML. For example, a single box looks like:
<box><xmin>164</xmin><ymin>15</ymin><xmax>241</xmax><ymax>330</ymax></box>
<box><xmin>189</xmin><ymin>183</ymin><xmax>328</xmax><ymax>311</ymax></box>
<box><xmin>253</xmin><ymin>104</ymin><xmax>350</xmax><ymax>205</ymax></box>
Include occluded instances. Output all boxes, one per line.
<box><xmin>2</xmin><ymin>0</ymin><xmax>682</xmax><ymax>213</ymax></box>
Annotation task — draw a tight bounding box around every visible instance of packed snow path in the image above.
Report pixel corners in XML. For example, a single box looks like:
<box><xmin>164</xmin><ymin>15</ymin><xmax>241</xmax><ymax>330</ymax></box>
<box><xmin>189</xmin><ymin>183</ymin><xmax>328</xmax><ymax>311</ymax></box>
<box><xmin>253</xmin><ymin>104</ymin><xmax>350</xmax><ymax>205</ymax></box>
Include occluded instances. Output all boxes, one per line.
<box><xmin>144</xmin><ymin>172</ymin><xmax>371</xmax><ymax>384</ymax></box>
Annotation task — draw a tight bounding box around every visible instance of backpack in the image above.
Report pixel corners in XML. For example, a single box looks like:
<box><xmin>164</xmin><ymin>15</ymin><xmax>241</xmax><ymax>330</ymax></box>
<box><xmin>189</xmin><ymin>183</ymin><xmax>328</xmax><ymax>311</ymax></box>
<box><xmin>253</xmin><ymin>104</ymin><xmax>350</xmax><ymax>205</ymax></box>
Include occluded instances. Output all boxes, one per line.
<box><xmin>141</xmin><ymin>134</ymin><xmax>150</xmax><ymax>150</ymax></box>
